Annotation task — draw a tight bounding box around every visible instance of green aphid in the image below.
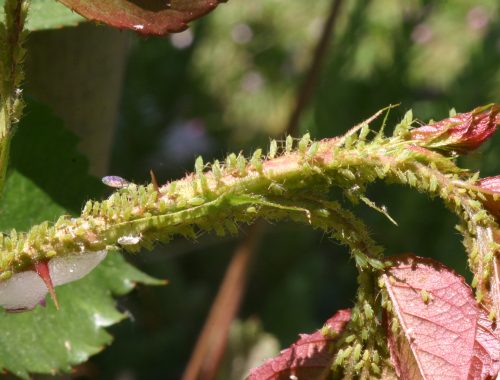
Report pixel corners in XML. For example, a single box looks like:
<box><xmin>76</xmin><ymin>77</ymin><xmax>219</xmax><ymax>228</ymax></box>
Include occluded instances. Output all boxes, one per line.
<box><xmin>315</xmin><ymin>208</ymin><xmax>330</xmax><ymax>218</ymax></box>
<box><xmin>298</xmin><ymin>133</ymin><xmax>310</xmax><ymax>153</ymax></box>
<box><xmin>353</xmin><ymin>343</ymin><xmax>362</xmax><ymax>361</ymax></box>
<box><xmin>484</xmin><ymin>250</ymin><xmax>494</xmax><ymax>263</ymax></box>
<box><xmin>482</xmin><ymin>267</ymin><xmax>491</xmax><ymax>280</ymax></box>
<box><xmin>488</xmin><ymin>309</ymin><xmax>496</xmax><ymax>322</ymax></box>
<box><xmin>268</xmin><ymin>182</ymin><xmax>285</xmax><ymax>195</ymax></box>
<box><xmin>226</xmin><ymin>153</ymin><xmax>237</xmax><ymax>169</ymax></box>
<box><xmin>251</xmin><ymin>149</ymin><xmax>263</xmax><ymax>172</ymax></box>
<box><xmin>370</xmin><ymin>363</ymin><xmax>381</xmax><ymax>375</ymax></box>
<box><xmin>82</xmin><ymin>200</ymin><xmax>93</xmax><ymax>216</ymax></box>
<box><xmin>188</xmin><ymin>196</ymin><xmax>205</xmax><ymax>206</ymax></box>
<box><xmin>212</xmin><ymin>160</ymin><xmax>222</xmax><ymax>181</ymax></box>
<box><xmin>471</xmin><ymin>274</ymin><xmax>479</xmax><ymax>288</ymax></box>
<box><xmin>167</xmin><ymin>181</ymin><xmax>177</xmax><ymax>195</ymax></box>
<box><xmin>285</xmin><ymin>135</ymin><xmax>293</xmax><ymax>153</ymax></box>
<box><xmin>358</xmin><ymin>123</ymin><xmax>370</xmax><ymax>141</ymax></box>
<box><xmin>345</xmin><ymin>334</ymin><xmax>356</xmax><ymax>343</ymax></box>
<box><xmin>421</xmin><ymin>289</ymin><xmax>432</xmax><ymax>304</ymax></box>
<box><xmin>269</xmin><ymin>139</ymin><xmax>278</xmax><ymax>158</ymax></box>
<box><xmin>237</xmin><ymin>154</ymin><xmax>247</xmax><ymax>176</ymax></box>
<box><xmin>195</xmin><ymin>156</ymin><xmax>204</xmax><ymax>175</ymax></box>
<box><xmin>198</xmin><ymin>175</ymin><xmax>209</xmax><ymax>193</ymax></box>
<box><xmin>362</xmin><ymin>349</ymin><xmax>370</xmax><ymax>361</ymax></box>
<box><xmin>363</xmin><ymin>303</ymin><xmax>374</xmax><ymax>319</ymax></box>
<box><xmin>333</xmin><ymin>350</ymin><xmax>345</xmax><ymax>367</ymax></box>
<box><xmin>306</xmin><ymin>142</ymin><xmax>319</xmax><ymax>160</ymax></box>
<box><xmin>354</xmin><ymin>360</ymin><xmax>365</xmax><ymax>372</ymax></box>
<box><xmin>372</xmin><ymin>350</ymin><xmax>379</xmax><ymax>364</ymax></box>
<box><xmin>391</xmin><ymin>317</ymin><xmax>399</xmax><ymax>334</ymax></box>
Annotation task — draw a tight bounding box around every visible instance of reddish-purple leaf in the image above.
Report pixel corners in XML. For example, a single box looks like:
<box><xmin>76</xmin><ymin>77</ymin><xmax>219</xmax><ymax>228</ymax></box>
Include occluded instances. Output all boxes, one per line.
<box><xmin>247</xmin><ymin>309</ymin><xmax>351</xmax><ymax>380</ymax></box>
<box><xmin>469</xmin><ymin>312</ymin><xmax>500</xmax><ymax>379</ymax></box>
<box><xmin>476</xmin><ymin>176</ymin><xmax>500</xmax><ymax>220</ymax></box>
<box><xmin>410</xmin><ymin>104</ymin><xmax>500</xmax><ymax>154</ymax></box>
<box><xmin>383</xmin><ymin>254</ymin><xmax>500</xmax><ymax>380</ymax></box>
<box><xmin>56</xmin><ymin>0</ymin><xmax>227</xmax><ymax>36</ymax></box>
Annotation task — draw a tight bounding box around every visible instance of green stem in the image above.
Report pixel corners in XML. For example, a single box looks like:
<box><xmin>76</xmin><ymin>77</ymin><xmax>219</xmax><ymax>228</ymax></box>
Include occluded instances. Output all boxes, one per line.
<box><xmin>0</xmin><ymin>0</ymin><xmax>28</xmax><ymax>195</ymax></box>
<box><xmin>0</xmin><ymin>111</ymin><xmax>496</xmax><ymax>314</ymax></box>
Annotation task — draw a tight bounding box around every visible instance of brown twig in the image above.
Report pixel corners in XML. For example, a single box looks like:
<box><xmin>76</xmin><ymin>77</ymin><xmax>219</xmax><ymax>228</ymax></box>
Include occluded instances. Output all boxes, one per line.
<box><xmin>181</xmin><ymin>223</ymin><xmax>264</xmax><ymax>380</ymax></box>
<box><xmin>182</xmin><ymin>1</ymin><xmax>344</xmax><ymax>378</ymax></box>
<box><xmin>286</xmin><ymin>0</ymin><xmax>344</xmax><ymax>137</ymax></box>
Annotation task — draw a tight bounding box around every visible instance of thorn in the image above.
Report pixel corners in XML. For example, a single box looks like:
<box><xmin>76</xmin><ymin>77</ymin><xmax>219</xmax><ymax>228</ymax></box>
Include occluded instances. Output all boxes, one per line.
<box><xmin>35</xmin><ymin>261</ymin><xmax>59</xmax><ymax>310</ymax></box>
<box><xmin>150</xmin><ymin>169</ymin><xmax>161</xmax><ymax>195</ymax></box>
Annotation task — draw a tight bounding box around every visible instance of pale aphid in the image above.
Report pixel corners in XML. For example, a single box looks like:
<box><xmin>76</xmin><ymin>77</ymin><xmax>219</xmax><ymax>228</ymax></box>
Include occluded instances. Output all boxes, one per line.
<box><xmin>117</xmin><ymin>235</ymin><xmax>142</xmax><ymax>246</ymax></box>
<box><xmin>102</xmin><ymin>175</ymin><xmax>129</xmax><ymax>188</ymax></box>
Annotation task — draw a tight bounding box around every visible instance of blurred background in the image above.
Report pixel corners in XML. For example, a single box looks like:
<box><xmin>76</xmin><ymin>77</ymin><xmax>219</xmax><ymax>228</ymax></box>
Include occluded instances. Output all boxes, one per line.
<box><xmin>25</xmin><ymin>0</ymin><xmax>500</xmax><ymax>379</ymax></box>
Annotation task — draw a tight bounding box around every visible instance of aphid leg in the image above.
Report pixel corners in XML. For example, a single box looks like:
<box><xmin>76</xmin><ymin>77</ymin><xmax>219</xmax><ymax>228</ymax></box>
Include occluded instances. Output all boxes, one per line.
<box><xmin>35</xmin><ymin>261</ymin><xmax>59</xmax><ymax>310</ymax></box>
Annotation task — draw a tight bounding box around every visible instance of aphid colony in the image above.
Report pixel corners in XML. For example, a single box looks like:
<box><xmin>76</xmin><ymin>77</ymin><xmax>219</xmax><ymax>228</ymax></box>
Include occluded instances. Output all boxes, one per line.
<box><xmin>0</xmin><ymin>136</ymin><xmax>315</xmax><ymax>312</ymax></box>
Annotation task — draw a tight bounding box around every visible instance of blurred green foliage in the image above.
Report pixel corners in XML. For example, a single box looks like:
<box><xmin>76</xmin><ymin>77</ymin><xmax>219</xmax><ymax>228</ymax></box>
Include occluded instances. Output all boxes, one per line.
<box><xmin>38</xmin><ymin>0</ymin><xmax>498</xmax><ymax>378</ymax></box>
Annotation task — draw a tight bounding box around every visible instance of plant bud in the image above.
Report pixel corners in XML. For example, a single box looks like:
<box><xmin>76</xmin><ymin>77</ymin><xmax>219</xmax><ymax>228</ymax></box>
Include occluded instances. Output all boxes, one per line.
<box><xmin>410</xmin><ymin>104</ymin><xmax>499</xmax><ymax>154</ymax></box>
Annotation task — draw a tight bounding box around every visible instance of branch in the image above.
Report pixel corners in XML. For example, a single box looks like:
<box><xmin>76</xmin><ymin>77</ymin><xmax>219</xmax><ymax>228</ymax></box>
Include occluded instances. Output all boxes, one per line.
<box><xmin>0</xmin><ymin>107</ymin><xmax>496</xmax><ymax>314</ymax></box>
<box><xmin>286</xmin><ymin>0</ymin><xmax>344</xmax><ymax>136</ymax></box>
<box><xmin>0</xmin><ymin>0</ymin><xmax>28</xmax><ymax>194</ymax></box>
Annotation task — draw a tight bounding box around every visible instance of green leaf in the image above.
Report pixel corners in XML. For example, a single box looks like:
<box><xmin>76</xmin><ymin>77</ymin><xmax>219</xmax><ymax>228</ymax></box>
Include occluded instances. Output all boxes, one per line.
<box><xmin>10</xmin><ymin>98</ymin><xmax>104</xmax><ymax>213</ymax></box>
<box><xmin>0</xmin><ymin>101</ymin><xmax>163</xmax><ymax>378</ymax></box>
<box><xmin>0</xmin><ymin>250</ymin><xmax>160</xmax><ymax>379</ymax></box>
<box><xmin>0</xmin><ymin>0</ymin><xmax>85</xmax><ymax>31</ymax></box>
<box><xmin>0</xmin><ymin>171</ymin><xmax>65</xmax><ymax>231</ymax></box>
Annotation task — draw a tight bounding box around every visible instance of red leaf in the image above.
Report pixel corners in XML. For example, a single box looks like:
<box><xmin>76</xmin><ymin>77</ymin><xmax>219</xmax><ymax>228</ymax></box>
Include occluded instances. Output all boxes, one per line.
<box><xmin>56</xmin><ymin>0</ymin><xmax>227</xmax><ymax>36</ymax></box>
<box><xmin>247</xmin><ymin>309</ymin><xmax>351</xmax><ymax>380</ymax></box>
<box><xmin>410</xmin><ymin>104</ymin><xmax>500</xmax><ymax>154</ymax></box>
<box><xmin>477</xmin><ymin>176</ymin><xmax>500</xmax><ymax>220</ymax></box>
<box><xmin>469</xmin><ymin>313</ymin><xmax>500</xmax><ymax>379</ymax></box>
<box><xmin>383</xmin><ymin>254</ymin><xmax>500</xmax><ymax>379</ymax></box>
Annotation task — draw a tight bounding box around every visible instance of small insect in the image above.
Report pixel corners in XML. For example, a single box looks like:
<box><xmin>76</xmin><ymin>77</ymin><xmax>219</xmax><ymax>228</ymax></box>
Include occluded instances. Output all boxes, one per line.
<box><xmin>117</xmin><ymin>235</ymin><xmax>142</xmax><ymax>245</ymax></box>
<box><xmin>102</xmin><ymin>175</ymin><xmax>129</xmax><ymax>189</ymax></box>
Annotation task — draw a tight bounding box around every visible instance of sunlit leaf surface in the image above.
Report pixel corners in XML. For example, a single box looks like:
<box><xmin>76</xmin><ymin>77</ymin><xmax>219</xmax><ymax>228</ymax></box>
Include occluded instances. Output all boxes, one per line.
<box><xmin>384</xmin><ymin>255</ymin><xmax>500</xmax><ymax>379</ymax></box>
<box><xmin>247</xmin><ymin>309</ymin><xmax>351</xmax><ymax>380</ymax></box>
<box><xmin>56</xmin><ymin>0</ymin><xmax>227</xmax><ymax>35</ymax></box>
<box><xmin>0</xmin><ymin>101</ymin><xmax>162</xmax><ymax>378</ymax></box>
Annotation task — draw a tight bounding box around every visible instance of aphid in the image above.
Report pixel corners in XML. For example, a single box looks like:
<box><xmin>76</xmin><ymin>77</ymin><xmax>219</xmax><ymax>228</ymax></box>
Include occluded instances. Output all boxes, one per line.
<box><xmin>251</xmin><ymin>149</ymin><xmax>263</xmax><ymax>172</ymax></box>
<box><xmin>269</xmin><ymin>139</ymin><xmax>278</xmax><ymax>159</ymax></box>
<box><xmin>226</xmin><ymin>153</ymin><xmax>238</xmax><ymax>169</ymax></box>
<box><xmin>188</xmin><ymin>196</ymin><xmax>205</xmax><ymax>206</ymax></box>
<box><xmin>298</xmin><ymin>133</ymin><xmax>310</xmax><ymax>153</ymax></box>
<box><xmin>213</xmin><ymin>160</ymin><xmax>222</xmax><ymax>181</ymax></box>
<box><xmin>421</xmin><ymin>289</ymin><xmax>432</xmax><ymax>304</ymax></box>
<box><xmin>102</xmin><ymin>175</ymin><xmax>129</xmax><ymax>189</ymax></box>
<box><xmin>195</xmin><ymin>156</ymin><xmax>204</xmax><ymax>175</ymax></box>
<box><xmin>237</xmin><ymin>153</ymin><xmax>247</xmax><ymax>176</ymax></box>
<box><xmin>306</xmin><ymin>142</ymin><xmax>319</xmax><ymax>160</ymax></box>
<box><xmin>117</xmin><ymin>235</ymin><xmax>142</xmax><ymax>246</ymax></box>
<box><xmin>285</xmin><ymin>135</ymin><xmax>293</xmax><ymax>153</ymax></box>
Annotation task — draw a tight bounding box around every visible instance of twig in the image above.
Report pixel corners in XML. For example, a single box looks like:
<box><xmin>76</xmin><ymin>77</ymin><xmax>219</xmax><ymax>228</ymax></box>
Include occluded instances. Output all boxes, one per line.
<box><xmin>286</xmin><ymin>0</ymin><xmax>344</xmax><ymax>136</ymax></box>
<box><xmin>181</xmin><ymin>223</ymin><xmax>264</xmax><ymax>380</ymax></box>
